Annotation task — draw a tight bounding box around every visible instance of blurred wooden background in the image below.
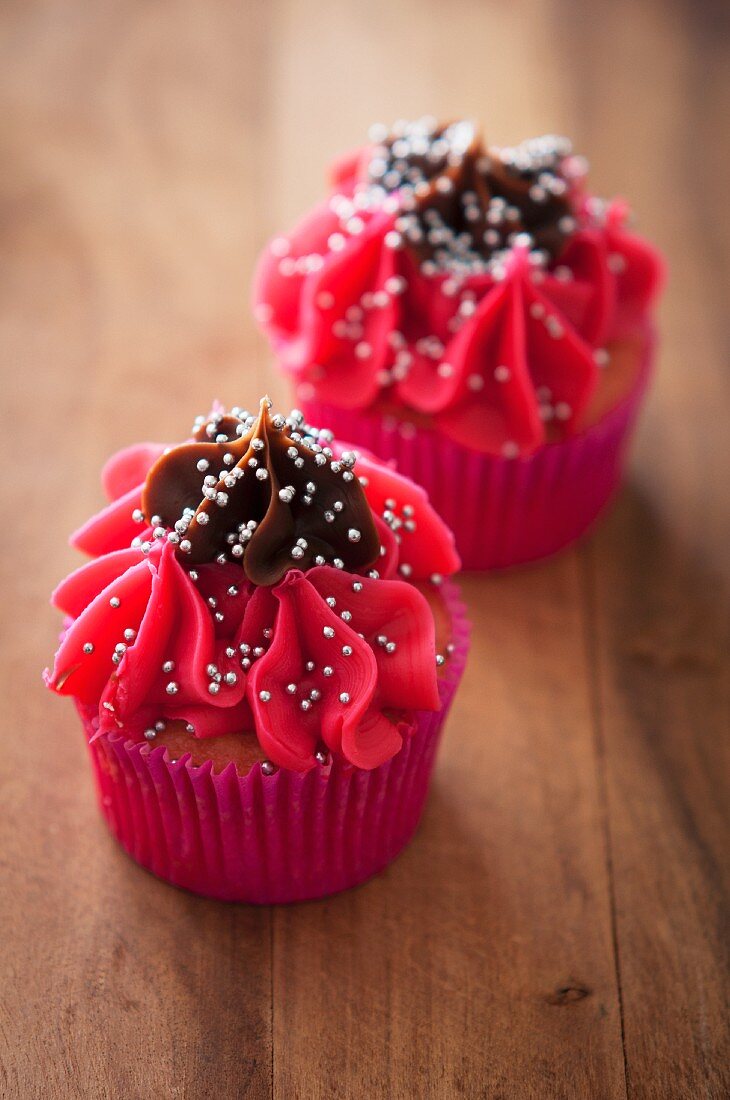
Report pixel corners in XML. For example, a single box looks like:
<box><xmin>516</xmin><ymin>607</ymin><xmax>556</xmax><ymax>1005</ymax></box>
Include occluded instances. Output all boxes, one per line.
<box><xmin>1</xmin><ymin>1</ymin><xmax>728</xmax><ymax>1097</ymax></box>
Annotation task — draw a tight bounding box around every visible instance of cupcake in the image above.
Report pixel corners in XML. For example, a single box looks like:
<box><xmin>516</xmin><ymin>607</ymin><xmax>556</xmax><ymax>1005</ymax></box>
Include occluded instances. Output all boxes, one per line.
<box><xmin>45</xmin><ymin>398</ymin><xmax>466</xmax><ymax>903</ymax></box>
<box><xmin>253</xmin><ymin>117</ymin><xmax>665</xmax><ymax>569</ymax></box>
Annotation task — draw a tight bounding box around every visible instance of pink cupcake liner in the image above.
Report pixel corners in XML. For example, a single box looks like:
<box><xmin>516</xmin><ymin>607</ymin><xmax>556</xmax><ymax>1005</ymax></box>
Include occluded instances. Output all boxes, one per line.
<box><xmin>300</xmin><ymin>331</ymin><xmax>655</xmax><ymax>571</ymax></box>
<box><xmin>80</xmin><ymin>580</ymin><xmax>468</xmax><ymax>904</ymax></box>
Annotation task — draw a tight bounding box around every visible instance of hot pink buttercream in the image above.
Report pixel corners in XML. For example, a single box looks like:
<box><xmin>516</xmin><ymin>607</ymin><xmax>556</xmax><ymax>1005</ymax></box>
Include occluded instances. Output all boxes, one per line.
<box><xmin>46</xmin><ymin>411</ymin><xmax>460</xmax><ymax>772</ymax></box>
<box><xmin>253</xmin><ymin>122</ymin><xmax>664</xmax><ymax>457</ymax></box>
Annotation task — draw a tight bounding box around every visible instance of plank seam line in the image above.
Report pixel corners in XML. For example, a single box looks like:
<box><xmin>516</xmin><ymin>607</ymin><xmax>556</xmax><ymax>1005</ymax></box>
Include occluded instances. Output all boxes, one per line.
<box><xmin>270</xmin><ymin>908</ymin><xmax>275</xmax><ymax>1098</ymax></box>
<box><xmin>579</xmin><ymin>543</ymin><xmax>630</xmax><ymax>1099</ymax></box>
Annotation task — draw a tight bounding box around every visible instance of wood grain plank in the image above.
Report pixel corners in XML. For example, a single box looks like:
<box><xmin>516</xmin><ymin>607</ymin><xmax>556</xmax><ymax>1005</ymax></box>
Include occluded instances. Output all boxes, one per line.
<box><xmin>272</xmin><ymin>566</ymin><xmax>627</xmax><ymax>1099</ymax></box>
<box><xmin>556</xmin><ymin>1</ymin><xmax>730</xmax><ymax>1095</ymax></box>
<box><xmin>0</xmin><ymin>4</ymin><xmax>276</xmax><ymax>1097</ymax></box>
<box><xmin>268</xmin><ymin>3</ymin><xmax>627</xmax><ymax>1096</ymax></box>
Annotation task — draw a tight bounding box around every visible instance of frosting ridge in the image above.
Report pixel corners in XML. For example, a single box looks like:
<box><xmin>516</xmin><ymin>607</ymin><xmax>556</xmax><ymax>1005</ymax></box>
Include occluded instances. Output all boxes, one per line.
<box><xmin>46</xmin><ymin>402</ymin><xmax>460</xmax><ymax>771</ymax></box>
<box><xmin>142</xmin><ymin>397</ymin><xmax>380</xmax><ymax>584</ymax></box>
<box><xmin>253</xmin><ymin>117</ymin><xmax>664</xmax><ymax>456</ymax></box>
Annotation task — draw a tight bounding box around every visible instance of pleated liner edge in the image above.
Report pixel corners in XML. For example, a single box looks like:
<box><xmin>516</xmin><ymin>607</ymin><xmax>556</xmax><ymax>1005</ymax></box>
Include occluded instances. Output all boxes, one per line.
<box><xmin>300</xmin><ymin>328</ymin><xmax>656</xmax><ymax>570</ymax></box>
<box><xmin>81</xmin><ymin>578</ymin><xmax>469</xmax><ymax>904</ymax></box>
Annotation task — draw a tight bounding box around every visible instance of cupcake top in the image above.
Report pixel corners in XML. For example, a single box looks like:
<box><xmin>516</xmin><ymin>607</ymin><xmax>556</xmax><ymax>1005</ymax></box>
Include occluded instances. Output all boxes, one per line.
<box><xmin>254</xmin><ymin>117</ymin><xmax>664</xmax><ymax>457</ymax></box>
<box><xmin>46</xmin><ymin>399</ymin><xmax>460</xmax><ymax>771</ymax></box>
<box><xmin>360</xmin><ymin>121</ymin><xmax>575</xmax><ymax>268</ymax></box>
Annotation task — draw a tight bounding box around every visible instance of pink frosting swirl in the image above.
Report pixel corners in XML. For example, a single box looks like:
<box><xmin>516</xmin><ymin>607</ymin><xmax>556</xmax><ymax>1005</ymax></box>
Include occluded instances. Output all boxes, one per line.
<box><xmin>253</xmin><ymin>119</ymin><xmax>664</xmax><ymax>457</ymax></box>
<box><xmin>46</xmin><ymin>407</ymin><xmax>460</xmax><ymax>771</ymax></box>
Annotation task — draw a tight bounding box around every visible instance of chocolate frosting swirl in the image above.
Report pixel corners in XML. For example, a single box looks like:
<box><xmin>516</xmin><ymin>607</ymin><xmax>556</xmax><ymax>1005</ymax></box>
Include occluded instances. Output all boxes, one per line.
<box><xmin>141</xmin><ymin>399</ymin><xmax>380</xmax><ymax>586</ymax></box>
<box><xmin>365</xmin><ymin>119</ymin><xmax>576</xmax><ymax>268</ymax></box>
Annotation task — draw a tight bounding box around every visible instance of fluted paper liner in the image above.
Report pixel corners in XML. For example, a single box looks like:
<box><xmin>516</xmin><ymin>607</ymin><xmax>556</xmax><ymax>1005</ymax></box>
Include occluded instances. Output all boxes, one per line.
<box><xmin>81</xmin><ymin>580</ymin><xmax>468</xmax><ymax>903</ymax></box>
<box><xmin>301</xmin><ymin>333</ymin><xmax>655</xmax><ymax>570</ymax></box>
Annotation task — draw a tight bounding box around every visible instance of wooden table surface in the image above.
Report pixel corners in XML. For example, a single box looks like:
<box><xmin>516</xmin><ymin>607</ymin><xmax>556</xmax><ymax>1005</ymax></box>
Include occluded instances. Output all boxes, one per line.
<box><xmin>2</xmin><ymin>2</ymin><xmax>728</xmax><ymax>1097</ymax></box>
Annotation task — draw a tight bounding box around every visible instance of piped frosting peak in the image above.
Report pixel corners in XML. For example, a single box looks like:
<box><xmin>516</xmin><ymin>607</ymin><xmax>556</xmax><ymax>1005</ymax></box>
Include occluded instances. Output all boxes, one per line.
<box><xmin>45</xmin><ymin>401</ymin><xmax>461</xmax><ymax>772</ymax></box>
<box><xmin>142</xmin><ymin>398</ymin><xmax>380</xmax><ymax>584</ymax></box>
<box><xmin>361</xmin><ymin>119</ymin><xmax>578</xmax><ymax>272</ymax></box>
<box><xmin>254</xmin><ymin>117</ymin><xmax>664</xmax><ymax>456</ymax></box>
